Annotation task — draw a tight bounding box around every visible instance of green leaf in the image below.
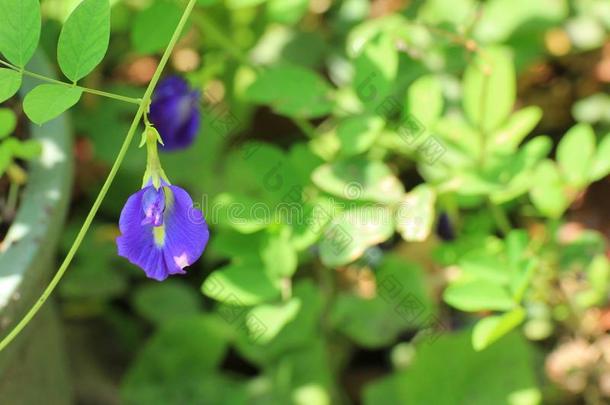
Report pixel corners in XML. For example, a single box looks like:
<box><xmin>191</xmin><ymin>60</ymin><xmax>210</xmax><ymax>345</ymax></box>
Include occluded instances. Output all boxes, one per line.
<box><xmin>209</xmin><ymin>229</ymin><xmax>265</xmax><ymax>261</ymax></box>
<box><xmin>289</xmin><ymin>197</ymin><xmax>335</xmax><ymax>252</ymax></box>
<box><xmin>557</xmin><ymin>123</ymin><xmax>595</xmax><ymax>188</ymax></box>
<box><xmin>122</xmin><ymin>316</ymin><xmax>232</xmax><ymax>404</ymax></box>
<box><xmin>491</xmin><ymin>106</ymin><xmax>542</xmax><ymax>152</ymax></box>
<box><xmin>511</xmin><ymin>260</ymin><xmax>536</xmax><ymax>303</ymax></box>
<box><xmin>245</xmin><ymin>64</ymin><xmax>333</xmax><ymax>118</ymax></box>
<box><xmin>319</xmin><ymin>206</ymin><xmax>394</xmax><ymax>267</ymax></box>
<box><xmin>418</xmin><ymin>0</ymin><xmax>476</xmax><ymax>28</ymax></box>
<box><xmin>459</xmin><ymin>252</ymin><xmax>511</xmax><ymax>285</ymax></box>
<box><xmin>23</xmin><ymin>84</ymin><xmax>82</xmax><ymax>125</ymax></box>
<box><xmin>213</xmin><ymin>193</ymin><xmax>271</xmax><ymax>234</ymax></box>
<box><xmin>406</xmin><ymin>74</ymin><xmax>444</xmax><ymax>127</ymax></box>
<box><xmin>261</xmin><ymin>228</ymin><xmax>298</xmax><ymax>279</ymax></box>
<box><xmin>8</xmin><ymin>139</ymin><xmax>42</xmax><ymax>160</ymax></box>
<box><xmin>529</xmin><ymin>159</ymin><xmax>569</xmax><ymax>219</ymax></box>
<box><xmin>131</xmin><ymin>1</ymin><xmax>183</xmax><ymax>54</ymax></box>
<box><xmin>590</xmin><ymin>134</ymin><xmax>610</xmax><ymax>181</ymax></box>
<box><xmin>0</xmin><ymin>69</ymin><xmax>22</xmax><ymax>103</ymax></box>
<box><xmin>246</xmin><ymin>298</ymin><xmax>301</xmax><ymax>344</ymax></box>
<box><xmin>330</xmin><ymin>255</ymin><xmax>433</xmax><ymax>347</ymax></box>
<box><xmin>202</xmin><ymin>262</ymin><xmax>280</xmax><ymax>306</ymax></box>
<box><xmin>364</xmin><ymin>330</ymin><xmax>541</xmax><ymax>405</ymax></box>
<box><xmin>336</xmin><ymin>115</ymin><xmax>384</xmax><ymax>157</ymax></box>
<box><xmin>57</xmin><ymin>0</ymin><xmax>110</xmax><ymax>82</ymax></box>
<box><xmin>576</xmin><ymin>254</ymin><xmax>610</xmax><ymax>308</ymax></box>
<box><xmin>443</xmin><ymin>279</ymin><xmax>515</xmax><ymax>312</ymax></box>
<box><xmin>266</xmin><ymin>0</ymin><xmax>308</xmax><ymax>24</ymax></box>
<box><xmin>227</xmin><ymin>0</ymin><xmax>267</xmax><ymax>8</ymax></box>
<box><xmin>221</xmin><ymin>141</ymin><xmax>302</xmax><ymax>208</ymax></box>
<box><xmin>312</xmin><ymin>157</ymin><xmax>405</xmax><ymax>204</ymax></box>
<box><xmin>0</xmin><ymin>108</ymin><xmax>16</xmax><ymax>138</ymax></box>
<box><xmin>472</xmin><ymin>308</ymin><xmax>526</xmax><ymax>351</ymax></box>
<box><xmin>0</xmin><ymin>0</ymin><xmax>41</xmax><ymax>67</ymax></box>
<box><xmin>490</xmin><ymin>135</ymin><xmax>552</xmax><ymax>204</ymax></box>
<box><xmin>353</xmin><ymin>33</ymin><xmax>398</xmax><ymax>111</ymax></box>
<box><xmin>132</xmin><ymin>281</ymin><xmax>201</xmax><ymax>325</ymax></box>
<box><xmin>572</xmin><ymin>93</ymin><xmax>610</xmax><ymax>124</ymax></box>
<box><xmin>234</xmin><ymin>281</ymin><xmax>323</xmax><ymax>364</ymax></box>
<box><xmin>396</xmin><ymin>184</ymin><xmax>436</xmax><ymax>242</ymax></box>
<box><xmin>463</xmin><ymin>47</ymin><xmax>516</xmax><ymax>133</ymax></box>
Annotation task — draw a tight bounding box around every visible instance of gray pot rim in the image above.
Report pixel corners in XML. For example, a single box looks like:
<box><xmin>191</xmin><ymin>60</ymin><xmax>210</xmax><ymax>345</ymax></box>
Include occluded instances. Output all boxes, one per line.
<box><xmin>0</xmin><ymin>52</ymin><xmax>74</xmax><ymax>326</ymax></box>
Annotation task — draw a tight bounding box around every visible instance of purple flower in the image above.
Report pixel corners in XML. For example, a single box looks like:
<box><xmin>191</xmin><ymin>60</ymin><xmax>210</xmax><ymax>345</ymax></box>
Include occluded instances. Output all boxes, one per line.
<box><xmin>117</xmin><ymin>182</ymin><xmax>209</xmax><ymax>281</ymax></box>
<box><xmin>149</xmin><ymin>76</ymin><xmax>201</xmax><ymax>151</ymax></box>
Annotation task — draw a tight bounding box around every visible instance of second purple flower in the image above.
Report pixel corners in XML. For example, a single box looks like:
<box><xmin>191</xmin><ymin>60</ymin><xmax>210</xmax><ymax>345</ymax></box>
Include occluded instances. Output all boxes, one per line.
<box><xmin>149</xmin><ymin>76</ymin><xmax>201</xmax><ymax>151</ymax></box>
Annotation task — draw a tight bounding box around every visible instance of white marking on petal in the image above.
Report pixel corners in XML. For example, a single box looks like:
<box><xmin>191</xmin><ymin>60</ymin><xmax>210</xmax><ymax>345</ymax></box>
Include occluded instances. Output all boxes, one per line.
<box><xmin>173</xmin><ymin>253</ymin><xmax>189</xmax><ymax>269</ymax></box>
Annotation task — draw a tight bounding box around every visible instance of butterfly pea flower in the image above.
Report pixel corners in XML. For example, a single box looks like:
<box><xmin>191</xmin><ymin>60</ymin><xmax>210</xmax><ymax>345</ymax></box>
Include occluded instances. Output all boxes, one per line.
<box><xmin>116</xmin><ymin>127</ymin><xmax>209</xmax><ymax>281</ymax></box>
<box><xmin>149</xmin><ymin>76</ymin><xmax>201</xmax><ymax>151</ymax></box>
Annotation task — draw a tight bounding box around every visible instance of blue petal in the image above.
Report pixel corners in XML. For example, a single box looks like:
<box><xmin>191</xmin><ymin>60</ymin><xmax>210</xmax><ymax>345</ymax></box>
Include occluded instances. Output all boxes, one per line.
<box><xmin>153</xmin><ymin>76</ymin><xmax>189</xmax><ymax>100</ymax></box>
<box><xmin>117</xmin><ymin>185</ymin><xmax>209</xmax><ymax>281</ymax></box>
<box><xmin>170</xmin><ymin>103</ymin><xmax>200</xmax><ymax>149</ymax></box>
<box><xmin>162</xmin><ymin>185</ymin><xmax>209</xmax><ymax>273</ymax></box>
<box><xmin>149</xmin><ymin>76</ymin><xmax>201</xmax><ymax>151</ymax></box>
<box><xmin>141</xmin><ymin>187</ymin><xmax>165</xmax><ymax>226</ymax></box>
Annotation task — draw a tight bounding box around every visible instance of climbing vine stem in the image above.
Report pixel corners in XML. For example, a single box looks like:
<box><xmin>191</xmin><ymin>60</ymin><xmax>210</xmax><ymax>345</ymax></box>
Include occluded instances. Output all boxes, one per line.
<box><xmin>0</xmin><ymin>0</ymin><xmax>198</xmax><ymax>352</ymax></box>
<box><xmin>0</xmin><ymin>59</ymin><xmax>142</xmax><ymax>105</ymax></box>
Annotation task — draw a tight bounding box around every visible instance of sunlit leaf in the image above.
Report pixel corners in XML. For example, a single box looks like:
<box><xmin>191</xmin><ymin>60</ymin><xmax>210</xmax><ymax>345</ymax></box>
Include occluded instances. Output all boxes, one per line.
<box><xmin>0</xmin><ymin>0</ymin><xmax>41</xmax><ymax>67</ymax></box>
<box><xmin>245</xmin><ymin>64</ymin><xmax>333</xmax><ymax>118</ymax></box>
<box><xmin>319</xmin><ymin>206</ymin><xmax>394</xmax><ymax>267</ymax></box>
<box><xmin>266</xmin><ymin>0</ymin><xmax>308</xmax><ymax>25</ymax></box>
<box><xmin>57</xmin><ymin>0</ymin><xmax>110</xmax><ymax>82</ymax></box>
<box><xmin>246</xmin><ymin>298</ymin><xmax>301</xmax><ymax>344</ymax></box>
<box><xmin>590</xmin><ymin>134</ymin><xmax>610</xmax><ymax>181</ymax></box>
<box><xmin>529</xmin><ymin>159</ymin><xmax>569</xmax><ymax>219</ymax></box>
<box><xmin>261</xmin><ymin>227</ymin><xmax>298</xmax><ymax>279</ymax></box>
<box><xmin>0</xmin><ymin>108</ymin><xmax>16</xmax><ymax>138</ymax></box>
<box><xmin>23</xmin><ymin>84</ymin><xmax>82</xmax><ymax>125</ymax></box>
<box><xmin>491</xmin><ymin>106</ymin><xmax>542</xmax><ymax>152</ymax></box>
<box><xmin>7</xmin><ymin>138</ymin><xmax>42</xmax><ymax>159</ymax></box>
<box><xmin>312</xmin><ymin>157</ymin><xmax>405</xmax><ymax>204</ymax></box>
<box><xmin>463</xmin><ymin>47</ymin><xmax>515</xmax><ymax>134</ymax></box>
<box><xmin>406</xmin><ymin>74</ymin><xmax>444</xmax><ymax>127</ymax></box>
<box><xmin>472</xmin><ymin>308</ymin><xmax>526</xmax><ymax>351</ymax></box>
<box><xmin>336</xmin><ymin>115</ymin><xmax>384</xmax><ymax>157</ymax></box>
<box><xmin>0</xmin><ymin>68</ymin><xmax>21</xmax><ymax>103</ymax></box>
<box><xmin>396</xmin><ymin>184</ymin><xmax>436</xmax><ymax>242</ymax></box>
<box><xmin>443</xmin><ymin>279</ymin><xmax>515</xmax><ymax>312</ymax></box>
<box><xmin>202</xmin><ymin>262</ymin><xmax>280</xmax><ymax>306</ymax></box>
<box><xmin>353</xmin><ymin>33</ymin><xmax>398</xmax><ymax>112</ymax></box>
<box><xmin>557</xmin><ymin>123</ymin><xmax>595</xmax><ymax>188</ymax></box>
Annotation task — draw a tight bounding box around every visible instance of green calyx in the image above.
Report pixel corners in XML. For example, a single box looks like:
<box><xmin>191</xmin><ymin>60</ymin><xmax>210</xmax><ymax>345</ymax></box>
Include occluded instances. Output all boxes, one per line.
<box><xmin>140</xmin><ymin>125</ymin><xmax>170</xmax><ymax>189</ymax></box>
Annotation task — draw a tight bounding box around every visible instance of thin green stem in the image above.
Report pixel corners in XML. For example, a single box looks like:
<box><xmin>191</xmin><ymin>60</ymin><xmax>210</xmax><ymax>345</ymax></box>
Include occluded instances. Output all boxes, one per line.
<box><xmin>487</xmin><ymin>199</ymin><xmax>511</xmax><ymax>236</ymax></box>
<box><xmin>0</xmin><ymin>0</ymin><xmax>198</xmax><ymax>352</ymax></box>
<box><xmin>0</xmin><ymin>59</ymin><xmax>142</xmax><ymax>105</ymax></box>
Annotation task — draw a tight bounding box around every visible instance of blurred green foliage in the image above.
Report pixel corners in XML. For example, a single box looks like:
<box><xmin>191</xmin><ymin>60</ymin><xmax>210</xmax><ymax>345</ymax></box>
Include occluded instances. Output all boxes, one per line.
<box><xmin>2</xmin><ymin>0</ymin><xmax>606</xmax><ymax>403</ymax></box>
